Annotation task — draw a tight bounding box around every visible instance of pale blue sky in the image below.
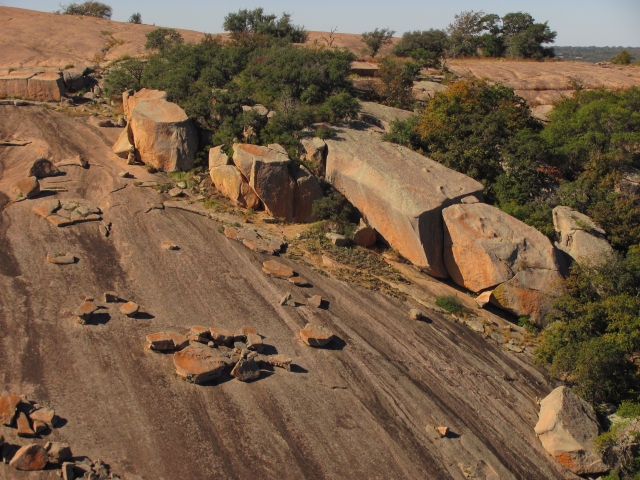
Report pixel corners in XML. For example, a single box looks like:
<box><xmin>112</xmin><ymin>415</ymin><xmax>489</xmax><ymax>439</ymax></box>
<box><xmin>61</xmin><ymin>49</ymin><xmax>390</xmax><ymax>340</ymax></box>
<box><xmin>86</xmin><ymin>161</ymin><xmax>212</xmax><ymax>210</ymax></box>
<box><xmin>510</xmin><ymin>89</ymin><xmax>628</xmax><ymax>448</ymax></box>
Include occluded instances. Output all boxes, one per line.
<box><xmin>5</xmin><ymin>0</ymin><xmax>640</xmax><ymax>46</ymax></box>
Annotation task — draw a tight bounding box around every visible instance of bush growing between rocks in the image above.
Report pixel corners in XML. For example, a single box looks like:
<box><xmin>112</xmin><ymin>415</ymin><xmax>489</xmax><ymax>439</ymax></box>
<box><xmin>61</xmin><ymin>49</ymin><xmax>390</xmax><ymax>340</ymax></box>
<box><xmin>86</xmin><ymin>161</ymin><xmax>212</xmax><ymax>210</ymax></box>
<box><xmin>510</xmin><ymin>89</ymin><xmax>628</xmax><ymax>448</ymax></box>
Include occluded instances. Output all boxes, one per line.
<box><xmin>435</xmin><ymin>295</ymin><xmax>466</xmax><ymax>315</ymax></box>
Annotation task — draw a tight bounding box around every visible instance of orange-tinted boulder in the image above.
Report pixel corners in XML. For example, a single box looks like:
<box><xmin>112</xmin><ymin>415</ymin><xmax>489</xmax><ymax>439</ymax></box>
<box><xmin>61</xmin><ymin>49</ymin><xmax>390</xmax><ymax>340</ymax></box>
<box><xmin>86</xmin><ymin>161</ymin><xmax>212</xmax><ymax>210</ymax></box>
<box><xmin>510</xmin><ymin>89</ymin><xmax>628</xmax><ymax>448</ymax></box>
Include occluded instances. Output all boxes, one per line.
<box><xmin>16</xmin><ymin>411</ymin><xmax>35</xmax><ymax>437</ymax></box>
<box><xmin>210</xmin><ymin>164</ymin><xmax>261</xmax><ymax>209</ymax></box>
<box><xmin>129</xmin><ymin>97</ymin><xmax>197</xmax><ymax>172</ymax></box>
<box><xmin>232</xmin><ymin>144</ymin><xmax>295</xmax><ymax>220</ymax></box>
<box><xmin>123</xmin><ymin>88</ymin><xmax>167</xmax><ymax>121</ymax></box>
<box><xmin>173</xmin><ymin>345</ymin><xmax>226</xmax><ymax>383</ymax></box>
<box><xmin>208</xmin><ymin>145</ymin><xmax>231</xmax><ymax>169</ymax></box>
<box><xmin>9</xmin><ymin>444</ymin><xmax>48</xmax><ymax>471</ymax></box>
<box><xmin>324</xmin><ymin>125</ymin><xmax>483</xmax><ymax>277</ymax></box>
<box><xmin>265</xmin><ymin>354</ymin><xmax>292</xmax><ymax>371</ymax></box>
<box><xmin>353</xmin><ymin>225</ymin><xmax>376</xmax><ymax>247</ymax></box>
<box><xmin>27</xmin><ymin>72</ymin><xmax>65</xmax><ymax>101</ymax></box>
<box><xmin>112</xmin><ymin>124</ymin><xmax>135</xmax><ymax>159</ymax></box>
<box><xmin>262</xmin><ymin>260</ymin><xmax>294</xmax><ymax>279</ymax></box>
<box><xmin>29</xmin><ymin>407</ymin><xmax>55</xmax><ymax>426</ymax></box>
<box><xmin>146</xmin><ymin>332</ymin><xmax>189</xmax><ymax>351</ymax></box>
<box><xmin>209</xmin><ymin>328</ymin><xmax>235</xmax><ymax>345</ymax></box>
<box><xmin>0</xmin><ymin>392</ymin><xmax>21</xmax><ymax>426</ymax></box>
<box><xmin>300</xmin><ymin>323</ymin><xmax>334</xmax><ymax>347</ymax></box>
<box><xmin>535</xmin><ymin>386</ymin><xmax>608</xmax><ymax>475</ymax></box>
<box><xmin>10</xmin><ymin>176</ymin><xmax>40</xmax><ymax>200</ymax></box>
<box><xmin>120</xmin><ymin>301</ymin><xmax>139</xmax><ymax>317</ymax></box>
<box><xmin>442</xmin><ymin>203</ymin><xmax>563</xmax><ymax>293</ymax></box>
<box><xmin>0</xmin><ymin>71</ymin><xmax>35</xmax><ymax>98</ymax></box>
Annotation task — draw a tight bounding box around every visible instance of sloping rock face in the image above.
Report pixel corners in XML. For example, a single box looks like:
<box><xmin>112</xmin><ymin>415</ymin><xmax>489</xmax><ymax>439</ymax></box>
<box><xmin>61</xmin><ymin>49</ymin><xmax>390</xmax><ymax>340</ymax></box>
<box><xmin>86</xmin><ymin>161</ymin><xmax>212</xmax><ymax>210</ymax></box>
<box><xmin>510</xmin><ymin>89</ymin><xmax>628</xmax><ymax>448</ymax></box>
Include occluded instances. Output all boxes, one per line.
<box><xmin>128</xmin><ymin>96</ymin><xmax>197</xmax><ymax>172</ymax></box>
<box><xmin>553</xmin><ymin>206</ymin><xmax>612</xmax><ymax>264</ymax></box>
<box><xmin>324</xmin><ymin>124</ymin><xmax>483</xmax><ymax>277</ymax></box>
<box><xmin>535</xmin><ymin>386</ymin><xmax>608</xmax><ymax>475</ymax></box>
<box><xmin>0</xmin><ymin>70</ymin><xmax>65</xmax><ymax>101</ymax></box>
<box><xmin>442</xmin><ymin>203</ymin><xmax>564</xmax><ymax>323</ymax></box>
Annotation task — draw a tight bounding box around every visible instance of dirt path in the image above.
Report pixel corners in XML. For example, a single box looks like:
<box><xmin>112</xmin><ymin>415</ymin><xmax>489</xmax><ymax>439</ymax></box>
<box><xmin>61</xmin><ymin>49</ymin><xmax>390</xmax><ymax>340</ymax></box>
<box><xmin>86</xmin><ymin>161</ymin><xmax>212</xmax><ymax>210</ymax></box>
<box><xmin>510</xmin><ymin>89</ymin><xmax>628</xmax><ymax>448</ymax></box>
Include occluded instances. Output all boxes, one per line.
<box><xmin>0</xmin><ymin>106</ymin><xmax>575</xmax><ymax>479</ymax></box>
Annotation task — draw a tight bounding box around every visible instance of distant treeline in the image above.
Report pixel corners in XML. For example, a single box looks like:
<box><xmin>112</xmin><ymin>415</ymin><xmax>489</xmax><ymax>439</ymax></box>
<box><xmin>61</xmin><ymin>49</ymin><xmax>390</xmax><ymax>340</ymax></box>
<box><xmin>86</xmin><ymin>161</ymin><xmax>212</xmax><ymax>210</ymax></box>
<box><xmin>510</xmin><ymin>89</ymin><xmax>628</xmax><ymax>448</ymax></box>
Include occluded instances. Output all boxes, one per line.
<box><xmin>555</xmin><ymin>46</ymin><xmax>640</xmax><ymax>63</ymax></box>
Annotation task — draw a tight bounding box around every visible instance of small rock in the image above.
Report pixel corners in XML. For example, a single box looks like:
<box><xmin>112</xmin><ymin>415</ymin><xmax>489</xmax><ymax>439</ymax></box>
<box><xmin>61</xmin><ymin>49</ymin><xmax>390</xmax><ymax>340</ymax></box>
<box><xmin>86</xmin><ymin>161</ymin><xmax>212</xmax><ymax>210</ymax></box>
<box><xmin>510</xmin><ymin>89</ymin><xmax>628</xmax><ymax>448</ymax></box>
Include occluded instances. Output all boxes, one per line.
<box><xmin>409</xmin><ymin>308</ymin><xmax>423</xmax><ymax>320</ymax></box>
<box><xmin>307</xmin><ymin>295</ymin><xmax>323</xmax><ymax>309</ymax></box>
<box><xmin>16</xmin><ymin>411</ymin><xmax>35</xmax><ymax>437</ymax></box>
<box><xmin>207</xmin><ymin>341</ymin><xmax>215</xmax><ymax>348</ymax></box>
<box><xmin>288</xmin><ymin>276</ymin><xmax>309</xmax><ymax>287</ymax></box>
<box><xmin>279</xmin><ymin>292</ymin><xmax>296</xmax><ymax>307</ymax></box>
<box><xmin>118</xmin><ymin>171</ymin><xmax>130</xmax><ymax>178</ymax></box>
<box><xmin>29</xmin><ymin>158</ymin><xmax>60</xmax><ymax>178</ymax></box>
<box><xmin>436</xmin><ymin>426</ymin><xmax>449</xmax><ymax>437</ymax></box>
<box><xmin>146</xmin><ymin>332</ymin><xmax>189</xmax><ymax>351</ymax></box>
<box><xmin>46</xmin><ymin>253</ymin><xmax>75</xmax><ymax>265</ymax></box>
<box><xmin>168</xmin><ymin>187</ymin><xmax>183</xmax><ymax>197</ymax></box>
<box><xmin>353</xmin><ymin>225</ymin><xmax>376</xmax><ymax>247</ymax></box>
<box><xmin>120</xmin><ymin>301</ymin><xmax>139</xmax><ymax>317</ymax></box>
<box><xmin>300</xmin><ymin>323</ymin><xmax>334</xmax><ymax>347</ymax></box>
<box><xmin>10</xmin><ymin>176</ymin><xmax>40</xmax><ymax>200</ymax></box>
<box><xmin>32</xmin><ymin>199</ymin><xmax>61</xmax><ymax>218</ymax></box>
<box><xmin>209</xmin><ymin>328</ymin><xmax>235</xmax><ymax>345</ymax></box>
<box><xmin>460</xmin><ymin>196</ymin><xmax>480</xmax><ymax>204</ymax></box>
<box><xmin>504</xmin><ymin>343</ymin><xmax>524</xmax><ymax>353</ymax></box>
<box><xmin>246</xmin><ymin>333</ymin><xmax>263</xmax><ymax>352</ymax></box>
<box><xmin>160</xmin><ymin>240</ymin><xmax>179</xmax><ymax>251</ymax></box>
<box><xmin>262</xmin><ymin>260</ymin><xmax>295</xmax><ymax>279</ymax></box>
<box><xmin>465</xmin><ymin>320</ymin><xmax>485</xmax><ymax>333</ymax></box>
<box><xmin>104</xmin><ymin>291</ymin><xmax>118</xmax><ymax>303</ymax></box>
<box><xmin>326</xmin><ymin>232</ymin><xmax>350</xmax><ymax>246</ymax></box>
<box><xmin>46</xmin><ymin>442</ymin><xmax>72</xmax><ymax>464</ymax></box>
<box><xmin>230</xmin><ymin>358</ymin><xmax>260</xmax><ymax>382</ymax></box>
<box><xmin>235</xmin><ymin>325</ymin><xmax>257</xmax><ymax>339</ymax></box>
<box><xmin>189</xmin><ymin>326</ymin><xmax>211</xmax><ymax>343</ymax></box>
<box><xmin>266</xmin><ymin>354</ymin><xmax>292</xmax><ymax>371</ymax></box>
<box><xmin>126</xmin><ymin>152</ymin><xmax>136</xmax><ymax>165</ymax></box>
<box><xmin>29</xmin><ymin>407</ymin><xmax>55</xmax><ymax>427</ymax></box>
<box><xmin>234</xmin><ymin>341</ymin><xmax>247</xmax><ymax>352</ymax></box>
<box><xmin>176</xmin><ymin>181</ymin><xmax>187</xmax><ymax>189</ymax></box>
<box><xmin>9</xmin><ymin>444</ymin><xmax>48</xmax><ymax>471</ymax></box>
<box><xmin>224</xmin><ymin>227</ymin><xmax>238</xmax><ymax>239</ymax></box>
<box><xmin>76</xmin><ymin>301</ymin><xmax>97</xmax><ymax>322</ymax></box>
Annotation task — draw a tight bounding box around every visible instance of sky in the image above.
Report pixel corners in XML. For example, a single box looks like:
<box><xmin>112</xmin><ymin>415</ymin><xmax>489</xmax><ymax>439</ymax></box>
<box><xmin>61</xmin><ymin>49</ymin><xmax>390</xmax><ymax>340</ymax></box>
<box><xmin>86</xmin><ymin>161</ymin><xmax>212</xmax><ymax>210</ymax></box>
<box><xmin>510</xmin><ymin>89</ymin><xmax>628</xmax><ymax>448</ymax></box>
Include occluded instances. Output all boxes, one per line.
<box><xmin>5</xmin><ymin>0</ymin><xmax>640</xmax><ymax>47</ymax></box>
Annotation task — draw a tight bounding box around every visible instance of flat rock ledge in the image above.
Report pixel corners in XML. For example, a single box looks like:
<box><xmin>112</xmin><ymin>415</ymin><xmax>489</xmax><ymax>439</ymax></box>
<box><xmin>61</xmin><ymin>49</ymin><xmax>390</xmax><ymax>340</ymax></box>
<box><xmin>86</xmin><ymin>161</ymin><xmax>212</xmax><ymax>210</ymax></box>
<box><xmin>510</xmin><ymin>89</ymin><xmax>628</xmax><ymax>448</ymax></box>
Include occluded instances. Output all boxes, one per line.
<box><xmin>300</xmin><ymin>323</ymin><xmax>334</xmax><ymax>347</ymax></box>
<box><xmin>33</xmin><ymin>198</ymin><xmax>102</xmax><ymax>227</ymax></box>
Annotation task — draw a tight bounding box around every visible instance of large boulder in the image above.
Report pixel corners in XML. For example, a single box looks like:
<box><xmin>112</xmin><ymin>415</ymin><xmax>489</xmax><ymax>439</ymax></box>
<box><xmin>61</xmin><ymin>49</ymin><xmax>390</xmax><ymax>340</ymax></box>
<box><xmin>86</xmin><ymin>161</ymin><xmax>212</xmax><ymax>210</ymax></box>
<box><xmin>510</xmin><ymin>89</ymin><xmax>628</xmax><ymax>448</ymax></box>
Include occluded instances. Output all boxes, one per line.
<box><xmin>232</xmin><ymin>144</ymin><xmax>296</xmax><ymax>220</ymax></box>
<box><xmin>208</xmin><ymin>145</ymin><xmax>231</xmax><ymax>169</ymax></box>
<box><xmin>553</xmin><ymin>206</ymin><xmax>613</xmax><ymax>265</ymax></box>
<box><xmin>324</xmin><ymin>124</ymin><xmax>483</xmax><ymax>277</ymax></box>
<box><xmin>358</xmin><ymin>101</ymin><xmax>414</xmax><ymax>133</ymax></box>
<box><xmin>210</xmin><ymin>165</ymin><xmax>261</xmax><ymax>209</ymax></box>
<box><xmin>10</xmin><ymin>176</ymin><xmax>40</xmax><ymax>200</ymax></box>
<box><xmin>173</xmin><ymin>345</ymin><xmax>227</xmax><ymax>383</ymax></box>
<box><xmin>28</xmin><ymin>158</ymin><xmax>59</xmax><ymax>178</ymax></box>
<box><xmin>0</xmin><ymin>71</ymin><xmax>35</xmax><ymax>98</ymax></box>
<box><xmin>27</xmin><ymin>72</ymin><xmax>65</xmax><ymax>102</ymax></box>
<box><xmin>300</xmin><ymin>136</ymin><xmax>327</xmax><ymax>175</ymax></box>
<box><xmin>112</xmin><ymin>125</ymin><xmax>135</xmax><ymax>159</ymax></box>
<box><xmin>62</xmin><ymin>68</ymin><xmax>86</xmax><ymax>91</ymax></box>
<box><xmin>0</xmin><ymin>392</ymin><xmax>21</xmax><ymax>426</ymax></box>
<box><xmin>535</xmin><ymin>386</ymin><xmax>608</xmax><ymax>475</ymax></box>
<box><xmin>291</xmin><ymin>164</ymin><xmax>323</xmax><ymax>223</ymax></box>
<box><xmin>442</xmin><ymin>203</ymin><xmax>564</xmax><ymax>323</ymax></box>
<box><xmin>129</xmin><ymin>97</ymin><xmax>197</xmax><ymax>172</ymax></box>
<box><xmin>9</xmin><ymin>444</ymin><xmax>48</xmax><ymax>470</ymax></box>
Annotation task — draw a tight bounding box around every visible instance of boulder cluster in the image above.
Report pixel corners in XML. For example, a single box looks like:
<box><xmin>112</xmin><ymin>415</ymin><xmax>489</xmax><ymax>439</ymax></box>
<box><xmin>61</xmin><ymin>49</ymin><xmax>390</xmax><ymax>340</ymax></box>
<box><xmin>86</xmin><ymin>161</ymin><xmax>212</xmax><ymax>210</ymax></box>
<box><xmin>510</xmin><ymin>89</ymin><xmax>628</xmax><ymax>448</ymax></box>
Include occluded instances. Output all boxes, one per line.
<box><xmin>209</xmin><ymin>144</ymin><xmax>323</xmax><ymax>223</ymax></box>
<box><xmin>0</xmin><ymin>392</ymin><xmax>121</xmax><ymax>478</ymax></box>
<box><xmin>9</xmin><ymin>157</ymin><xmax>62</xmax><ymax>201</ymax></box>
<box><xmin>33</xmin><ymin>198</ymin><xmax>102</xmax><ymax>227</ymax></box>
<box><xmin>71</xmin><ymin>292</ymin><xmax>140</xmax><ymax>325</ymax></box>
<box><xmin>112</xmin><ymin>89</ymin><xmax>198</xmax><ymax>172</ymax></box>
<box><xmin>146</xmin><ymin>325</ymin><xmax>292</xmax><ymax>384</ymax></box>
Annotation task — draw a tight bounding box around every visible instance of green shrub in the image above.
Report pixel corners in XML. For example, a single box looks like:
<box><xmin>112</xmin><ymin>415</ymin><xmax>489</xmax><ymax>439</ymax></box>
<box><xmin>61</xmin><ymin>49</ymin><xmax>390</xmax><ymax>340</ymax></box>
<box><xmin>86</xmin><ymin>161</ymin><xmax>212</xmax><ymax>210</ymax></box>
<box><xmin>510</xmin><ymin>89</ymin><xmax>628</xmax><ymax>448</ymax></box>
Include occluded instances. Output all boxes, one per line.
<box><xmin>58</xmin><ymin>1</ymin><xmax>112</xmax><ymax>19</ymax></box>
<box><xmin>435</xmin><ymin>295</ymin><xmax>466</xmax><ymax>315</ymax></box>
<box><xmin>391</xmin><ymin>29</ymin><xmax>448</xmax><ymax>67</ymax></box>
<box><xmin>128</xmin><ymin>12</ymin><xmax>142</xmax><ymax>24</ymax></box>
<box><xmin>617</xmin><ymin>401</ymin><xmax>640</xmax><ymax>419</ymax></box>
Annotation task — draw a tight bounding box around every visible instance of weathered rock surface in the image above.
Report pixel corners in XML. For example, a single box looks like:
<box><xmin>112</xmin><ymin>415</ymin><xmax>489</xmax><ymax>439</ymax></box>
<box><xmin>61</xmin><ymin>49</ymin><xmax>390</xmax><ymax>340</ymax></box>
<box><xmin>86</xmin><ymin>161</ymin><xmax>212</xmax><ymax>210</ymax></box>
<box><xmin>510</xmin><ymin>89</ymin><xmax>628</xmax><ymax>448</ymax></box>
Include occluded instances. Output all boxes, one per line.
<box><xmin>307</xmin><ymin>295</ymin><xmax>323</xmax><ymax>308</ymax></box>
<box><xmin>10</xmin><ymin>176</ymin><xmax>40</xmax><ymax>200</ymax></box>
<box><xmin>553</xmin><ymin>206</ymin><xmax>612</xmax><ymax>264</ymax></box>
<box><xmin>300</xmin><ymin>136</ymin><xmax>326</xmax><ymax>174</ymax></box>
<box><xmin>288</xmin><ymin>276</ymin><xmax>309</xmax><ymax>287</ymax></box>
<box><xmin>535</xmin><ymin>386</ymin><xmax>608</xmax><ymax>475</ymax></box>
<box><xmin>265</xmin><ymin>354</ymin><xmax>292</xmax><ymax>371</ymax></box>
<box><xmin>29</xmin><ymin>407</ymin><xmax>55</xmax><ymax>426</ymax></box>
<box><xmin>210</xmin><ymin>164</ymin><xmax>261</xmax><ymax>209</ymax></box>
<box><xmin>358</xmin><ymin>101</ymin><xmax>414</xmax><ymax>133</ymax></box>
<box><xmin>9</xmin><ymin>444</ymin><xmax>48</xmax><ymax>470</ymax></box>
<box><xmin>325</xmin><ymin>124</ymin><xmax>483</xmax><ymax>277</ymax></box>
<box><xmin>300</xmin><ymin>323</ymin><xmax>334</xmax><ymax>347</ymax></box>
<box><xmin>409</xmin><ymin>309</ymin><xmax>423</xmax><ymax>320</ymax></box>
<box><xmin>16</xmin><ymin>410</ymin><xmax>35</xmax><ymax>437</ymax></box>
<box><xmin>208</xmin><ymin>145</ymin><xmax>231</xmax><ymax>169</ymax></box>
<box><xmin>123</xmin><ymin>88</ymin><xmax>167</xmax><ymax>120</ymax></box>
<box><xmin>0</xmin><ymin>70</ymin><xmax>64</xmax><ymax>101</ymax></box>
<box><xmin>28</xmin><ymin>158</ymin><xmax>59</xmax><ymax>178</ymax></box>
<box><xmin>173</xmin><ymin>345</ymin><xmax>226</xmax><ymax>383</ymax></box>
<box><xmin>146</xmin><ymin>332</ymin><xmax>189</xmax><ymax>351</ymax></box>
<box><xmin>75</xmin><ymin>301</ymin><xmax>97</xmax><ymax>322</ymax></box>
<box><xmin>128</xmin><ymin>93</ymin><xmax>197</xmax><ymax>172</ymax></box>
<box><xmin>209</xmin><ymin>328</ymin><xmax>235</xmax><ymax>345</ymax></box>
<box><xmin>442</xmin><ymin>203</ymin><xmax>564</xmax><ymax>324</ymax></box>
<box><xmin>262</xmin><ymin>260</ymin><xmax>294</xmax><ymax>279</ymax></box>
<box><xmin>233</xmin><ymin>144</ymin><xmax>296</xmax><ymax>220</ymax></box>
<box><xmin>34</xmin><ymin>198</ymin><xmax>102</xmax><ymax>226</ymax></box>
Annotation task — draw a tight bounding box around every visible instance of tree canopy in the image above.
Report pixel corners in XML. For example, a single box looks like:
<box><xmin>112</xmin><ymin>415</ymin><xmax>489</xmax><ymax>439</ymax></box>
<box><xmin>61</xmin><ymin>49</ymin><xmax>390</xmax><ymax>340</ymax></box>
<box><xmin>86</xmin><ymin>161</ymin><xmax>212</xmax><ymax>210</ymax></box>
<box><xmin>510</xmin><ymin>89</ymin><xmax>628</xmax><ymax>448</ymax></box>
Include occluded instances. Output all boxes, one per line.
<box><xmin>57</xmin><ymin>1</ymin><xmax>112</xmax><ymax>19</ymax></box>
<box><xmin>223</xmin><ymin>8</ymin><xmax>307</xmax><ymax>43</ymax></box>
<box><xmin>391</xmin><ymin>29</ymin><xmax>449</xmax><ymax>67</ymax></box>
<box><xmin>361</xmin><ymin>28</ymin><xmax>395</xmax><ymax>57</ymax></box>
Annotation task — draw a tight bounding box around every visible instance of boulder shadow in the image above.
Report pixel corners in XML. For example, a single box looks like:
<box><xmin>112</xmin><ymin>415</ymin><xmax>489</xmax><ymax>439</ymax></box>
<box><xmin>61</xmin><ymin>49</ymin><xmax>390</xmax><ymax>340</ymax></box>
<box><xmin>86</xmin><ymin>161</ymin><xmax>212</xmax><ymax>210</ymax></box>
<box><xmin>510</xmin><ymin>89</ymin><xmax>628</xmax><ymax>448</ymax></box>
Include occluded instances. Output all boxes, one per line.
<box><xmin>88</xmin><ymin>313</ymin><xmax>110</xmax><ymax>326</ymax></box>
<box><xmin>323</xmin><ymin>335</ymin><xmax>346</xmax><ymax>351</ymax></box>
<box><xmin>318</xmin><ymin>300</ymin><xmax>330</xmax><ymax>310</ymax></box>
<box><xmin>133</xmin><ymin>312</ymin><xmax>155</xmax><ymax>320</ymax></box>
<box><xmin>442</xmin><ymin>430</ymin><xmax>460</xmax><ymax>439</ymax></box>
<box><xmin>289</xmin><ymin>364</ymin><xmax>308</xmax><ymax>374</ymax></box>
<box><xmin>260</xmin><ymin>344</ymin><xmax>279</xmax><ymax>356</ymax></box>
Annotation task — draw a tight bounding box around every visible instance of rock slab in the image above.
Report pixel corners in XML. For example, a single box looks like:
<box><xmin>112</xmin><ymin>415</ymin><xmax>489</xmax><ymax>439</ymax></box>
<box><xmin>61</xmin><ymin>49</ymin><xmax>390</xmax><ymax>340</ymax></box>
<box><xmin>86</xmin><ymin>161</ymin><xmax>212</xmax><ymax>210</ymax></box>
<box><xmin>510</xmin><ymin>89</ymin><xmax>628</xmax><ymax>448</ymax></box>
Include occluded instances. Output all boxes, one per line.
<box><xmin>9</xmin><ymin>444</ymin><xmax>48</xmax><ymax>471</ymax></box>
